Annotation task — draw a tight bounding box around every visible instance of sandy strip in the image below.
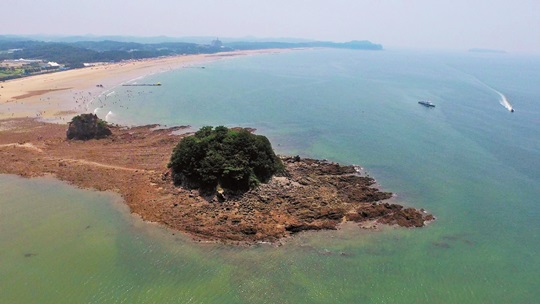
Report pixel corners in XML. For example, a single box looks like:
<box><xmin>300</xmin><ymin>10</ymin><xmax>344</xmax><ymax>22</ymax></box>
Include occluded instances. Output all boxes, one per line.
<box><xmin>0</xmin><ymin>142</ymin><xmax>44</xmax><ymax>153</ymax></box>
<box><xmin>0</xmin><ymin>49</ymin><xmax>290</xmax><ymax>123</ymax></box>
<box><xmin>11</xmin><ymin>87</ymin><xmax>73</xmax><ymax>100</ymax></box>
<box><xmin>57</xmin><ymin>158</ymin><xmax>142</xmax><ymax>172</ymax></box>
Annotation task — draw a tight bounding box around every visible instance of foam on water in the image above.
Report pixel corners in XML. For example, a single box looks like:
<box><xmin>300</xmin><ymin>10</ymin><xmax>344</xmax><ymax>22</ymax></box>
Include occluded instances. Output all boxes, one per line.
<box><xmin>105</xmin><ymin>110</ymin><xmax>115</xmax><ymax>122</ymax></box>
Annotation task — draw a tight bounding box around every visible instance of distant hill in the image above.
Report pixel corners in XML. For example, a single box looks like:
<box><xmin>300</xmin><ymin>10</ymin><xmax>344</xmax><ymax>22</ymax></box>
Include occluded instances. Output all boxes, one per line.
<box><xmin>0</xmin><ymin>36</ymin><xmax>383</xmax><ymax>71</ymax></box>
<box><xmin>0</xmin><ymin>39</ymin><xmax>226</xmax><ymax>68</ymax></box>
<box><xmin>0</xmin><ymin>35</ymin><xmax>318</xmax><ymax>44</ymax></box>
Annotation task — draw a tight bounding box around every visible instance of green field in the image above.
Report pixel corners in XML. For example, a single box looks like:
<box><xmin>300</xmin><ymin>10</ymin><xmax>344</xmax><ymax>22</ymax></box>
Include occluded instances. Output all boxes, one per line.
<box><xmin>0</xmin><ymin>67</ymin><xmax>25</xmax><ymax>80</ymax></box>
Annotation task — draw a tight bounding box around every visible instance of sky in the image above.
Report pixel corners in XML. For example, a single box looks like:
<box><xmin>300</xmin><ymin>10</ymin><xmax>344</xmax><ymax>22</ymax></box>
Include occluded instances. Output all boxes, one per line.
<box><xmin>2</xmin><ymin>0</ymin><xmax>540</xmax><ymax>53</ymax></box>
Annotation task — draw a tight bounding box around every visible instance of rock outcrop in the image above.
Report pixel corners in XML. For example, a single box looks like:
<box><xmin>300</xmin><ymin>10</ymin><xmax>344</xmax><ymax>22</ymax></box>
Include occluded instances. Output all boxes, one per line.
<box><xmin>163</xmin><ymin>156</ymin><xmax>435</xmax><ymax>243</ymax></box>
<box><xmin>66</xmin><ymin>114</ymin><xmax>111</xmax><ymax>140</ymax></box>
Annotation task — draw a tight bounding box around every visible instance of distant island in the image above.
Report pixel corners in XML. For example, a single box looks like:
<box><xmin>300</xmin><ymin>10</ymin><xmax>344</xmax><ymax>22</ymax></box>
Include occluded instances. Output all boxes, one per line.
<box><xmin>468</xmin><ymin>48</ymin><xmax>506</xmax><ymax>54</ymax></box>
<box><xmin>0</xmin><ymin>36</ymin><xmax>382</xmax><ymax>81</ymax></box>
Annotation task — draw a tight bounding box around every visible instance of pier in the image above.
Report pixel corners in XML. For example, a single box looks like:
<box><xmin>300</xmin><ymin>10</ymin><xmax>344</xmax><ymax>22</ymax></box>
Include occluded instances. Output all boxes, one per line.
<box><xmin>122</xmin><ymin>83</ymin><xmax>161</xmax><ymax>87</ymax></box>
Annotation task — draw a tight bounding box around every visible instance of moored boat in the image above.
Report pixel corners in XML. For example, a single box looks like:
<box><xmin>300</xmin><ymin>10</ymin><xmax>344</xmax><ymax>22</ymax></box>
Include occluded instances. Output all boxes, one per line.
<box><xmin>418</xmin><ymin>100</ymin><xmax>435</xmax><ymax>107</ymax></box>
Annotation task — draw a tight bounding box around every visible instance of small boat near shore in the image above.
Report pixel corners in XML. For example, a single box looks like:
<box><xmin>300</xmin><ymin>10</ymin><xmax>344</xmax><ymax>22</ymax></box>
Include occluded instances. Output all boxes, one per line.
<box><xmin>418</xmin><ymin>100</ymin><xmax>435</xmax><ymax>107</ymax></box>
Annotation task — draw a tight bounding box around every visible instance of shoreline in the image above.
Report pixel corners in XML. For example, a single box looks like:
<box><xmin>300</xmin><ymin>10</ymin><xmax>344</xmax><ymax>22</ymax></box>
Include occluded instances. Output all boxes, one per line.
<box><xmin>0</xmin><ymin>49</ymin><xmax>291</xmax><ymax>123</ymax></box>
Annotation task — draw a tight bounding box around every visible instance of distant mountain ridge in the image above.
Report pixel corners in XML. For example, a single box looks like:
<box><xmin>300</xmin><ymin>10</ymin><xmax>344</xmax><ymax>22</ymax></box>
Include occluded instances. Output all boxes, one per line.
<box><xmin>0</xmin><ymin>35</ymin><xmax>382</xmax><ymax>71</ymax></box>
<box><xmin>0</xmin><ymin>35</ymin><xmax>318</xmax><ymax>44</ymax></box>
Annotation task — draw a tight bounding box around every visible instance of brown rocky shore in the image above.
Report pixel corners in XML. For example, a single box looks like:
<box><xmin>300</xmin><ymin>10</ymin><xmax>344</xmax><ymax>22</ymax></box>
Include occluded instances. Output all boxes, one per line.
<box><xmin>0</xmin><ymin>118</ymin><xmax>433</xmax><ymax>244</ymax></box>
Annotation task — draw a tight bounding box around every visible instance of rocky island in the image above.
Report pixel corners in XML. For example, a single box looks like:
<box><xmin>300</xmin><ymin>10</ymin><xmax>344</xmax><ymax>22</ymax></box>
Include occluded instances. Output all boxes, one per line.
<box><xmin>0</xmin><ymin>117</ymin><xmax>433</xmax><ymax>244</ymax></box>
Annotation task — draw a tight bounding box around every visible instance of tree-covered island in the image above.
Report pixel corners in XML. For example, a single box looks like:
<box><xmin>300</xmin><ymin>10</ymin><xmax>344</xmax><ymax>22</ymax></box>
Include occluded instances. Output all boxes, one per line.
<box><xmin>168</xmin><ymin>126</ymin><xmax>283</xmax><ymax>193</ymax></box>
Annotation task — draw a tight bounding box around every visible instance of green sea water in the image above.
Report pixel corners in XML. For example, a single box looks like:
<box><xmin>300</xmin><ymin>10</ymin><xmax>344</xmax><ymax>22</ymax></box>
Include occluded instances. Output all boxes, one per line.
<box><xmin>2</xmin><ymin>49</ymin><xmax>540</xmax><ymax>303</ymax></box>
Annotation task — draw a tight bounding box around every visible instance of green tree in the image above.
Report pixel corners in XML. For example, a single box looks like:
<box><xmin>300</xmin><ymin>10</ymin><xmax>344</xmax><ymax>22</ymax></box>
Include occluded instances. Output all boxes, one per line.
<box><xmin>168</xmin><ymin>126</ymin><xmax>283</xmax><ymax>193</ymax></box>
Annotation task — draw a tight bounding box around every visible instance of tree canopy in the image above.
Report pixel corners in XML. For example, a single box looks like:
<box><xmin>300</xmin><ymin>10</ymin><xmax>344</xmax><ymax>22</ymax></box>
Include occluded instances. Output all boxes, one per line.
<box><xmin>168</xmin><ymin>126</ymin><xmax>283</xmax><ymax>192</ymax></box>
<box><xmin>66</xmin><ymin>114</ymin><xmax>111</xmax><ymax>140</ymax></box>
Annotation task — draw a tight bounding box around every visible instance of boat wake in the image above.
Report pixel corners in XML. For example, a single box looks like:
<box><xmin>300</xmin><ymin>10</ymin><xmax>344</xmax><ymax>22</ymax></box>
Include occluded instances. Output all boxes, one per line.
<box><xmin>451</xmin><ymin>68</ymin><xmax>515</xmax><ymax>112</ymax></box>
<box><xmin>486</xmin><ymin>85</ymin><xmax>514</xmax><ymax>112</ymax></box>
<box><xmin>476</xmin><ymin>77</ymin><xmax>514</xmax><ymax>112</ymax></box>
<box><xmin>495</xmin><ymin>90</ymin><xmax>514</xmax><ymax>112</ymax></box>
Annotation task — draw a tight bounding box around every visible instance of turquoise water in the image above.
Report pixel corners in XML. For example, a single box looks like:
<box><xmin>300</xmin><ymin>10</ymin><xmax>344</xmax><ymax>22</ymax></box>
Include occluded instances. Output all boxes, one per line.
<box><xmin>2</xmin><ymin>49</ymin><xmax>540</xmax><ymax>303</ymax></box>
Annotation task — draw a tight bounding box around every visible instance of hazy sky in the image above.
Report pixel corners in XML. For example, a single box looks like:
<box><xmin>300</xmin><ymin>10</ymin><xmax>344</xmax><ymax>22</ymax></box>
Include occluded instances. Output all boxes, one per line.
<box><xmin>2</xmin><ymin>0</ymin><xmax>539</xmax><ymax>53</ymax></box>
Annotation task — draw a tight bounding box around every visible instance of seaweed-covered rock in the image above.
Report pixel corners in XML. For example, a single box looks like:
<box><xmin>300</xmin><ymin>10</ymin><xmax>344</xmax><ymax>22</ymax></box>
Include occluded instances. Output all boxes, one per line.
<box><xmin>66</xmin><ymin>114</ymin><xmax>111</xmax><ymax>140</ymax></box>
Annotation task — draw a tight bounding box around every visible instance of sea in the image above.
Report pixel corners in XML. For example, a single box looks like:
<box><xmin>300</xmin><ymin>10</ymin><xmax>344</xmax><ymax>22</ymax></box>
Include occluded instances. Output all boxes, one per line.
<box><xmin>1</xmin><ymin>49</ymin><xmax>540</xmax><ymax>303</ymax></box>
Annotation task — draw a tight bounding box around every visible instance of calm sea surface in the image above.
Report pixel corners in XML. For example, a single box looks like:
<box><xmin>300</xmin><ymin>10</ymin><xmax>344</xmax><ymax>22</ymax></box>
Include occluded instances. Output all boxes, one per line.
<box><xmin>2</xmin><ymin>49</ymin><xmax>540</xmax><ymax>303</ymax></box>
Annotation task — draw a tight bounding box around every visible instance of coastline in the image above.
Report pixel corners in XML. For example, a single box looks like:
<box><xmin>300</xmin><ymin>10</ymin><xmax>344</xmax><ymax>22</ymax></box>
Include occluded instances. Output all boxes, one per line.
<box><xmin>0</xmin><ymin>49</ymin><xmax>290</xmax><ymax>123</ymax></box>
<box><xmin>0</xmin><ymin>49</ymin><xmax>433</xmax><ymax>244</ymax></box>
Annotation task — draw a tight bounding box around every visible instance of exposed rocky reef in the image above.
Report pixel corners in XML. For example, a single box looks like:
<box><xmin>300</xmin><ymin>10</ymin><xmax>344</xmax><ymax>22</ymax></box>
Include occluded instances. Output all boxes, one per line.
<box><xmin>168</xmin><ymin>156</ymin><xmax>434</xmax><ymax>242</ymax></box>
<box><xmin>0</xmin><ymin>118</ymin><xmax>434</xmax><ymax>245</ymax></box>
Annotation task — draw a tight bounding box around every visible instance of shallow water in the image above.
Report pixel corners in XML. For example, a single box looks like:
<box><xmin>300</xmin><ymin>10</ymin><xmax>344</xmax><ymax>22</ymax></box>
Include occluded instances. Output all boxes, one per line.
<box><xmin>2</xmin><ymin>49</ymin><xmax>540</xmax><ymax>303</ymax></box>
